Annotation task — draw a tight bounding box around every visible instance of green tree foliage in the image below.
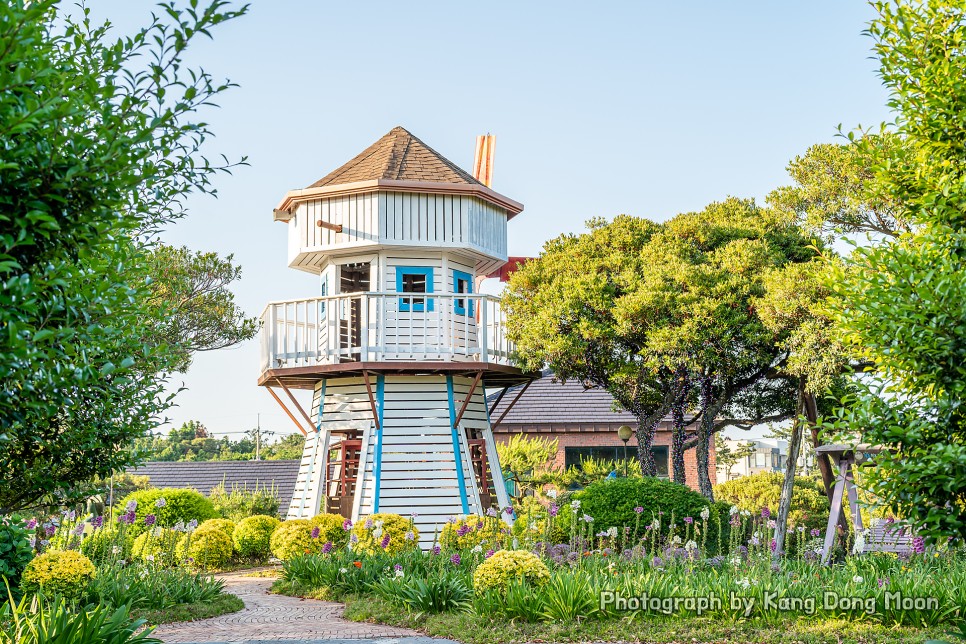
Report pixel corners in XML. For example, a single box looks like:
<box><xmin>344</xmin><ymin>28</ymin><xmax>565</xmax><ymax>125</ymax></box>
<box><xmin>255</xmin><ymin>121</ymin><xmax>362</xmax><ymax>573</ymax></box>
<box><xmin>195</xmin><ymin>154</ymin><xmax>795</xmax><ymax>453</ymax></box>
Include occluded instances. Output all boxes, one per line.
<box><xmin>824</xmin><ymin>0</ymin><xmax>966</xmax><ymax>543</ymax></box>
<box><xmin>145</xmin><ymin>244</ymin><xmax>257</xmax><ymax>372</ymax></box>
<box><xmin>496</xmin><ymin>434</ymin><xmax>558</xmax><ymax>499</ymax></box>
<box><xmin>134</xmin><ymin>421</ymin><xmax>305</xmax><ymax>462</ymax></box>
<box><xmin>0</xmin><ymin>0</ymin><xmax>247</xmax><ymax>515</ymax></box>
<box><xmin>714</xmin><ymin>472</ymin><xmax>829</xmax><ymax>534</ymax></box>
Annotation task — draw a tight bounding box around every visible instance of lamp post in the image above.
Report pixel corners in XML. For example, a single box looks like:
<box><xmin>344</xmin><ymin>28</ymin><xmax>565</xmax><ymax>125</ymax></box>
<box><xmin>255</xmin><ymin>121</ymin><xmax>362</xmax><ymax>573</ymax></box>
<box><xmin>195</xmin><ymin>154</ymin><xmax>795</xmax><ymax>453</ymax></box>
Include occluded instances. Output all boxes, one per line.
<box><xmin>617</xmin><ymin>425</ymin><xmax>633</xmax><ymax>477</ymax></box>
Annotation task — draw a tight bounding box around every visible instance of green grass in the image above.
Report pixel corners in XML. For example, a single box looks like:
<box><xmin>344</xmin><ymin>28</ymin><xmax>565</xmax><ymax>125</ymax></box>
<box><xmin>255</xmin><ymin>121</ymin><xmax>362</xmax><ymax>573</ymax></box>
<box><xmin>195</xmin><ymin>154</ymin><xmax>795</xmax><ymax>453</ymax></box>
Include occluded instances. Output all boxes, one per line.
<box><xmin>133</xmin><ymin>593</ymin><xmax>244</xmax><ymax>625</ymax></box>
<box><xmin>341</xmin><ymin>595</ymin><xmax>950</xmax><ymax>644</ymax></box>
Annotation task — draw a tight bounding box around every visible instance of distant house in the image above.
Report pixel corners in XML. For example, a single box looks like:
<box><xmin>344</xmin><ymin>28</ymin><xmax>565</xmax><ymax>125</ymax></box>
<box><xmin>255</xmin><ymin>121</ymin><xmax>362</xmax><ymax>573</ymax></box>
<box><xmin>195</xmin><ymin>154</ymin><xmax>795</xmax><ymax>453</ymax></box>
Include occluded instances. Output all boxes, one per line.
<box><xmin>487</xmin><ymin>376</ymin><xmax>714</xmax><ymax>492</ymax></box>
<box><xmin>128</xmin><ymin>460</ymin><xmax>299</xmax><ymax>505</ymax></box>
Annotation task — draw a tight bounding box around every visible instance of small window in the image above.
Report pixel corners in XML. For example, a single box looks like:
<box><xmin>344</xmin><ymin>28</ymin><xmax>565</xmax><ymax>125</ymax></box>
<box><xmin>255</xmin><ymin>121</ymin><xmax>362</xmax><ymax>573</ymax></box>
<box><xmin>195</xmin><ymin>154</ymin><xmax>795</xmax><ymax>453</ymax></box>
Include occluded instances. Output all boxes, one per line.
<box><xmin>397</xmin><ymin>267</ymin><xmax>434</xmax><ymax>312</ymax></box>
<box><xmin>453</xmin><ymin>270</ymin><xmax>474</xmax><ymax>316</ymax></box>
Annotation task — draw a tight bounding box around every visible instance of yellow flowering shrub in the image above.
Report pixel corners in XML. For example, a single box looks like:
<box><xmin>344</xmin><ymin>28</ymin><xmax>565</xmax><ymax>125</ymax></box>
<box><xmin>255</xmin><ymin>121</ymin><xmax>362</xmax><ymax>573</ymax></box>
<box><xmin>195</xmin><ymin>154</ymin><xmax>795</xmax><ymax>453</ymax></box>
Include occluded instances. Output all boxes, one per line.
<box><xmin>269</xmin><ymin>519</ymin><xmax>324</xmax><ymax>561</ymax></box>
<box><xmin>177</xmin><ymin>528</ymin><xmax>234</xmax><ymax>570</ymax></box>
<box><xmin>440</xmin><ymin>514</ymin><xmax>502</xmax><ymax>550</ymax></box>
<box><xmin>21</xmin><ymin>550</ymin><xmax>95</xmax><ymax>599</ymax></box>
<box><xmin>473</xmin><ymin>549</ymin><xmax>550</xmax><ymax>592</ymax></box>
<box><xmin>310</xmin><ymin>513</ymin><xmax>349</xmax><ymax>548</ymax></box>
<box><xmin>350</xmin><ymin>513</ymin><xmax>419</xmax><ymax>556</ymax></box>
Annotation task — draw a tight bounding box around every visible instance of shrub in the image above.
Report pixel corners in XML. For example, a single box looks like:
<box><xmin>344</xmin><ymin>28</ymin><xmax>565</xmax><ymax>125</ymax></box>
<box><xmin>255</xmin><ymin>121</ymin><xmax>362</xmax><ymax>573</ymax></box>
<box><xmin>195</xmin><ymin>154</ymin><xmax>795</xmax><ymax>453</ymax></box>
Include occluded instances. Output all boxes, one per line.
<box><xmin>198</xmin><ymin>518</ymin><xmax>236</xmax><ymax>540</ymax></box>
<box><xmin>21</xmin><ymin>550</ymin><xmax>96</xmax><ymax>600</ymax></box>
<box><xmin>209</xmin><ymin>482</ymin><xmax>280</xmax><ymax>521</ymax></box>
<box><xmin>0</xmin><ymin>518</ymin><xmax>34</xmax><ymax>592</ymax></box>
<box><xmin>233</xmin><ymin>515</ymin><xmax>280</xmax><ymax>560</ymax></box>
<box><xmin>177</xmin><ymin>528</ymin><xmax>234</xmax><ymax>570</ymax></box>
<box><xmin>310</xmin><ymin>513</ymin><xmax>349</xmax><ymax>548</ymax></box>
<box><xmin>512</xmin><ymin>498</ymin><xmax>569</xmax><ymax>545</ymax></box>
<box><xmin>79</xmin><ymin>527</ymin><xmax>133</xmax><ymax>565</ymax></box>
<box><xmin>116</xmin><ymin>488</ymin><xmax>218</xmax><ymax>538</ymax></box>
<box><xmin>575</xmin><ymin>477</ymin><xmax>719</xmax><ymax>544</ymax></box>
<box><xmin>440</xmin><ymin>515</ymin><xmax>493</xmax><ymax>550</ymax></box>
<box><xmin>350</xmin><ymin>514</ymin><xmax>419</xmax><ymax>556</ymax></box>
<box><xmin>371</xmin><ymin>570</ymin><xmax>472</xmax><ymax>613</ymax></box>
<box><xmin>270</xmin><ymin>519</ymin><xmax>325</xmax><ymax>561</ymax></box>
<box><xmin>131</xmin><ymin>528</ymin><xmax>182</xmax><ymax>567</ymax></box>
<box><xmin>79</xmin><ymin>526</ymin><xmax>134</xmax><ymax>564</ymax></box>
<box><xmin>714</xmin><ymin>472</ymin><xmax>829</xmax><ymax>533</ymax></box>
<box><xmin>473</xmin><ymin>549</ymin><xmax>550</xmax><ymax>592</ymax></box>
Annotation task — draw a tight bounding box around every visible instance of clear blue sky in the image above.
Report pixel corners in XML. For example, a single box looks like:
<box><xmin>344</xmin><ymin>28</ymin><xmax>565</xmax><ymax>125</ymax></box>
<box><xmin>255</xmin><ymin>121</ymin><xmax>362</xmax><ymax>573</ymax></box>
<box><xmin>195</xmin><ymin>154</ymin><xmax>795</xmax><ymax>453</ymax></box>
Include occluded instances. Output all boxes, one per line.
<box><xmin>91</xmin><ymin>1</ymin><xmax>891</xmax><ymax>441</ymax></box>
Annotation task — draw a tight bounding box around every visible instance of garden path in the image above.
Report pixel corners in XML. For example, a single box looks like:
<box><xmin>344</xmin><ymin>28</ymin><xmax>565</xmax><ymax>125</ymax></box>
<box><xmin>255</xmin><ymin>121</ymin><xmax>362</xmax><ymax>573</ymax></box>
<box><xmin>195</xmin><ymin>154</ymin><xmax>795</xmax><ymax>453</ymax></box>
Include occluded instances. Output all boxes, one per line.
<box><xmin>153</xmin><ymin>572</ymin><xmax>456</xmax><ymax>644</ymax></box>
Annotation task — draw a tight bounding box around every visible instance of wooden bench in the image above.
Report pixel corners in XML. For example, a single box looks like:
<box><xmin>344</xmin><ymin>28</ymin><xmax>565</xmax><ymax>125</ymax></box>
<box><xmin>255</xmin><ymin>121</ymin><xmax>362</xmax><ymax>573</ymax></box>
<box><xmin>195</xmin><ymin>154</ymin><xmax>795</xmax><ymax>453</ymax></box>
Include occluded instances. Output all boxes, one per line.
<box><xmin>862</xmin><ymin>519</ymin><xmax>915</xmax><ymax>554</ymax></box>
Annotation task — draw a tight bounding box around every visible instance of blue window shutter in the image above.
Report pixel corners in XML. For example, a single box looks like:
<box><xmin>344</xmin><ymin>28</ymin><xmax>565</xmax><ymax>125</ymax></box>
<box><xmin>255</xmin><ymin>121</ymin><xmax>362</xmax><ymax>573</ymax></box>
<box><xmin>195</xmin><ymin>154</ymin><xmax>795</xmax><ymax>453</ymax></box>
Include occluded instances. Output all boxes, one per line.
<box><xmin>452</xmin><ymin>269</ymin><xmax>473</xmax><ymax>316</ymax></box>
<box><xmin>396</xmin><ymin>266</ymin><xmax>434</xmax><ymax>312</ymax></box>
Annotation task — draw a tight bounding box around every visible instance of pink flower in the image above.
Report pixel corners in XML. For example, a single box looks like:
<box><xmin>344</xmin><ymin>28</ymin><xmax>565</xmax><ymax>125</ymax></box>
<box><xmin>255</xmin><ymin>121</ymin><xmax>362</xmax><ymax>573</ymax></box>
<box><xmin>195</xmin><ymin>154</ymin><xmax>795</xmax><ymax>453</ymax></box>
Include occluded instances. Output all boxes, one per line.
<box><xmin>634</xmin><ymin>507</ymin><xmax>644</xmax><ymax>514</ymax></box>
<box><xmin>684</xmin><ymin>516</ymin><xmax>693</xmax><ymax>525</ymax></box>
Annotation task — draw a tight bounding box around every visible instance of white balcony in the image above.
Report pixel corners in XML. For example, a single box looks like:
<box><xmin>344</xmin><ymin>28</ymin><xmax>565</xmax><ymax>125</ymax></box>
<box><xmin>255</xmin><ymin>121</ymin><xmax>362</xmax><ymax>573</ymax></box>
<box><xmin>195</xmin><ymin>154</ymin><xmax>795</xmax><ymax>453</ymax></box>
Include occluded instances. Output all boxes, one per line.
<box><xmin>259</xmin><ymin>292</ymin><xmax>515</xmax><ymax>373</ymax></box>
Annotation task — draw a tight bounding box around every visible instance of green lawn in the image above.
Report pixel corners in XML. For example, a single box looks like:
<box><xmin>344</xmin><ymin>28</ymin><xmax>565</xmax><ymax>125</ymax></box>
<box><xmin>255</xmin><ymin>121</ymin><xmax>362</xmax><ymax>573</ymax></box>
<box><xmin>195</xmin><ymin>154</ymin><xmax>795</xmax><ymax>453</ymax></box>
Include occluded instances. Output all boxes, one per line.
<box><xmin>134</xmin><ymin>593</ymin><xmax>244</xmax><ymax>625</ymax></box>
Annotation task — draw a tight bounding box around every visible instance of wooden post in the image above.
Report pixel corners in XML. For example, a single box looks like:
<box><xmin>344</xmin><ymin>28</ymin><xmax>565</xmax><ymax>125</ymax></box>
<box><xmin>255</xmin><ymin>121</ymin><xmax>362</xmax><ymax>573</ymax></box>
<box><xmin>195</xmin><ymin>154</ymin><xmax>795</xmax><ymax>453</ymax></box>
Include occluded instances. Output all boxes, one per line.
<box><xmin>266</xmin><ymin>386</ymin><xmax>308</xmax><ymax>436</ymax></box>
<box><xmin>821</xmin><ymin>456</ymin><xmax>849</xmax><ymax>564</ymax></box>
<box><xmin>454</xmin><ymin>371</ymin><xmax>483</xmax><ymax>428</ymax></box>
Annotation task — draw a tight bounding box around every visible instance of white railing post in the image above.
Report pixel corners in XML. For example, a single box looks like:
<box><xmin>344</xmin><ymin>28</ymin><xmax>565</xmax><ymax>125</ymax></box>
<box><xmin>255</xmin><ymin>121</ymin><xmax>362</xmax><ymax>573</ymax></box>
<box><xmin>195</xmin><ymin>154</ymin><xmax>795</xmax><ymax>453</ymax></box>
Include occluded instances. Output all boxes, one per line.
<box><xmin>480</xmin><ymin>298</ymin><xmax>489</xmax><ymax>363</ymax></box>
<box><xmin>360</xmin><ymin>294</ymin><xmax>370</xmax><ymax>362</ymax></box>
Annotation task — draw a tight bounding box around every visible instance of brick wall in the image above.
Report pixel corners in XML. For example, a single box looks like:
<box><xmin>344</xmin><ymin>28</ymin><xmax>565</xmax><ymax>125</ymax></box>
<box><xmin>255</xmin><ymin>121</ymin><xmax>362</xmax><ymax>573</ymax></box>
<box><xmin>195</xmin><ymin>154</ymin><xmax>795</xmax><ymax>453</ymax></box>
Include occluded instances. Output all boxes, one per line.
<box><xmin>493</xmin><ymin>421</ymin><xmax>716</xmax><ymax>493</ymax></box>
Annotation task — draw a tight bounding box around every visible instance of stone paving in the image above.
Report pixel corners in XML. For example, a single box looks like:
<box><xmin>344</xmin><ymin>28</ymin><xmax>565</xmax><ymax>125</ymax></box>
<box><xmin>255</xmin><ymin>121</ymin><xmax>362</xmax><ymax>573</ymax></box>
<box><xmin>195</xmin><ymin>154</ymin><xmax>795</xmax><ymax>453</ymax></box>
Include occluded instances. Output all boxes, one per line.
<box><xmin>153</xmin><ymin>573</ymin><xmax>458</xmax><ymax>644</ymax></box>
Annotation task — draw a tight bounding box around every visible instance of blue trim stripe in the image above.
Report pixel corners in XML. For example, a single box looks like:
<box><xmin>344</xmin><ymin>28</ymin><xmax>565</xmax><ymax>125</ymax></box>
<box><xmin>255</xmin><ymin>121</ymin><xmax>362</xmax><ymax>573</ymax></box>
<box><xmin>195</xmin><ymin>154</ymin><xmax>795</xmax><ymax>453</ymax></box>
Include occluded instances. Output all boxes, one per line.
<box><xmin>447</xmin><ymin>376</ymin><xmax>470</xmax><ymax>514</ymax></box>
<box><xmin>452</xmin><ymin>269</ymin><xmax>474</xmax><ymax>316</ymax></box>
<box><xmin>373</xmin><ymin>375</ymin><xmax>386</xmax><ymax>513</ymax></box>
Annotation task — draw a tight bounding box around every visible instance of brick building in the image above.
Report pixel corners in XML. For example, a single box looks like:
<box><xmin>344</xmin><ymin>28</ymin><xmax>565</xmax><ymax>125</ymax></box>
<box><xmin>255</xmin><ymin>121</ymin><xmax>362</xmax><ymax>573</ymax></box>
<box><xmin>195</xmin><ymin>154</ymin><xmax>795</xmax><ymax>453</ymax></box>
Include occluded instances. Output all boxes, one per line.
<box><xmin>488</xmin><ymin>375</ymin><xmax>714</xmax><ymax>492</ymax></box>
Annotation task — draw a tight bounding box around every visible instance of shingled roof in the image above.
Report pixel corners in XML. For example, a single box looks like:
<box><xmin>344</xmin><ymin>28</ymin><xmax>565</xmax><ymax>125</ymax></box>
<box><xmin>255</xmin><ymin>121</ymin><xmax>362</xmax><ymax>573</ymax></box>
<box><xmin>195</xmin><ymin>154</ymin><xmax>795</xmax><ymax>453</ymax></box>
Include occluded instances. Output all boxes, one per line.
<box><xmin>128</xmin><ymin>460</ymin><xmax>299</xmax><ymax>505</ymax></box>
<box><xmin>488</xmin><ymin>376</ymin><xmax>640</xmax><ymax>428</ymax></box>
<box><xmin>308</xmin><ymin>126</ymin><xmax>483</xmax><ymax>188</ymax></box>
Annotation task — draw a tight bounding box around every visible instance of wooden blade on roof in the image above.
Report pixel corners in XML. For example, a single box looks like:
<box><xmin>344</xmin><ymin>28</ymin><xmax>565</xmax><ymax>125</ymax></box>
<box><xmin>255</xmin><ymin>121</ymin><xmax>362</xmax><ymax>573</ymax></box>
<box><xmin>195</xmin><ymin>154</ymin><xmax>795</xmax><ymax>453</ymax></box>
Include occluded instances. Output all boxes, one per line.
<box><xmin>473</xmin><ymin>134</ymin><xmax>496</xmax><ymax>188</ymax></box>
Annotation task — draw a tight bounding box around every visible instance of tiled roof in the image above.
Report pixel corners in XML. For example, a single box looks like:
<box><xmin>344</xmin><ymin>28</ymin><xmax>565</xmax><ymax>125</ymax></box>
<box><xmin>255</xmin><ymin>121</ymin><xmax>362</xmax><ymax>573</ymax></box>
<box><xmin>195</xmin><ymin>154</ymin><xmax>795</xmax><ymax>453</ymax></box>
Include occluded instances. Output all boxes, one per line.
<box><xmin>128</xmin><ymin>460</ymin><xmax>299</xmax><ymax>505</ymax></box>
<box><xmin>309</xmin><ymin>126</ymin><xmax>483</xmax><ymax>188</ymax></box>
<box><xmin>488</xmin><ymin>375</ymin><xmax>641</xmax><ymax>426</ymax></box>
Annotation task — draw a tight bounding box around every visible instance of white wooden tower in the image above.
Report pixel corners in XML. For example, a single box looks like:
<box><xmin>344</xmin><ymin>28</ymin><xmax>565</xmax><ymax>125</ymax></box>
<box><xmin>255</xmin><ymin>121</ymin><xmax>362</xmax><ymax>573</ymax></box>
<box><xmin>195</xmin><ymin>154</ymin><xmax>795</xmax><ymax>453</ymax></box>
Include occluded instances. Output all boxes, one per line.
<box><xmin>258</xmin><ymin>127</ymin><xmax>533</xmax><ymax>543</ymax></box>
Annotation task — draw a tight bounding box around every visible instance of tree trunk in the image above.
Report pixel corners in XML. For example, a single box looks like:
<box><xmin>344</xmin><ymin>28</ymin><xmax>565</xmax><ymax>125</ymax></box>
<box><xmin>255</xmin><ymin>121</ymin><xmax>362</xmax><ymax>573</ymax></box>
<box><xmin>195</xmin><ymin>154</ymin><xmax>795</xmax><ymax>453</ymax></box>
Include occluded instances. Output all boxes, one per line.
<box><xmin>696</xmin><ymin>375</ymin><xmax>716</xmax><ymax>500</ymax></box>
<box><xmin>671</xmin><ymin>369</ymin><xmax>689</xmax><ymax>485</ymax></box>
<box><xmin>774</xmin><ymin>379</ymin><xmax>805</xmax><ymax>560</ymax></box>
<box><xmin>636</xmin><ymin>418</ymin><xmax>658</xmax><ymax>477</ymax></box>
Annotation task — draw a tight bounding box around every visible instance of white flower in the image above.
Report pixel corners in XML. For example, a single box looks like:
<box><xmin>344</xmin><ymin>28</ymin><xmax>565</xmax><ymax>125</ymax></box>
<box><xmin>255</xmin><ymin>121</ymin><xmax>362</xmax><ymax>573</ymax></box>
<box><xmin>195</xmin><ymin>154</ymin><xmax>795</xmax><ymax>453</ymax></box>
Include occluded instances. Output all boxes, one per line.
<box><xmin>394</xmin><ymin>569</ymin><xmax>404</xmax><ymax>578</ymax></box>
<box><xmin>684</xmin><ymin>540</ymin><xmax>698</xmax><ymax>551</ymax></box>
<box><xmin>700</xmin><ymin>507</ymin><xmax>710</xmax><ymax>521</ymax></box>
<box><xmin>729</xmin><ymin>505</ymin><xmax>739</xmax><ymax>516</ymax></box>
<box><xmin>767</xmin><ymin>520</ymin><xmax>776</xmax><ymax>529</ymax></box>
<box><xmin>582</xmin><ymin>514</ymin><xmax>594</xmax><ymax>523</ymax></box>
<box><xmin>112</xmin><ymin>546</ymin><xmax>121</xmax><ymax>554</ymax></box>
<box><xmin>339</xmin><ymin>567</ymin><xmax>348</xmax><ymax>574</ymax></box>
<box><xmin>651</xmin><ymin>519</ymin><xmax>661</xmax><ymax>530</ymax></box>
<box><xmin>146</xmin><ymin>555</ymin><xmax>154</xmax><ymax>562</ymax></box>
<box><xmin>570</xmin><ymin>500</ymin><xmax>581</xmax><ymax>510</ymax></box>
<box><xmin>852</xmin><ymin>532</ymin><xmax>866</xmax><ymax>555</ymax></box>
<box><xmin>547</xmin><ymin>489</ymin><xmax>558</xmax><ymax>499</ymax></box>
<box><xmin>741</xmin><ymin>509</ymin><xmax>751</xmax><ymax>517</ymax></box>
<box><xmin>672</xmin><ymin>535</ymin><xmax>682</xmax><ymax>545</ymax></box>
<box><xmin>729</xmin><ymin>556</ymin><xmax>742</xmax><ymax>566</ymax></box>
<box><xmin>471</xmin><ymin>545</ymin><xmax>483</xmax><ymax>553</ymax></box>
<box><xmin>606</xmin><ymin>527</ymin><xmax>618</xmax><ymax>538</ymax></box>
<box><xmin>372</xmin><ymin>528</ymin><xmax>384</xmax><ymax>539</ymax></box>
<box><xmin>375</xmin><ymin>520</ymin><xmax>385</xmax><ymax>528</ymax></box>
<box><xmin>853</xmin><ymin>575</ymin><xmax>863</xmax><ymax>584</ymax></box>
<box><xmin>737</xmin><ymin>578</ymin><xmax>751</xmax><ymax>589</ymax></box>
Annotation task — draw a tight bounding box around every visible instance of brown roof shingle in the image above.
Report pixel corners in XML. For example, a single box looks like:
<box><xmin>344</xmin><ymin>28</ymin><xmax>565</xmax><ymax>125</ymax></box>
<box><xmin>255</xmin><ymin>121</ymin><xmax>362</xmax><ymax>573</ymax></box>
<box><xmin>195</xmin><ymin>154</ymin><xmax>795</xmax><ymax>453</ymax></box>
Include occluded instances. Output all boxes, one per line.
<box><xmin>127</xmin><ymin>460</ymin><xmax>299</xmax><ymax>509</ymax></box>
<box><xmin>308</xmin><ymin>126</ymin><xmax>482</xmax><ymax>188</ymax></box>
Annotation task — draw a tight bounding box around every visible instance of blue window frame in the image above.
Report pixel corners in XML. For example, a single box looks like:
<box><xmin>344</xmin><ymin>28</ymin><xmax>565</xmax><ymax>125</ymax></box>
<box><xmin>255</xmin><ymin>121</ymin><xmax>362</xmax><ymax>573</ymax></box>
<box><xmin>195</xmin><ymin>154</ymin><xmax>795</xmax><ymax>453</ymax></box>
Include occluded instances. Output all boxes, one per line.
<box><xmin>396</xmin><ymin>266</ymin><xmax>434</xmax><ymax>312</ymax></box>
<box><xmin>452</xmin><ymin>269</ymin><xmax>474</xmax><ymax>316</ymax></box>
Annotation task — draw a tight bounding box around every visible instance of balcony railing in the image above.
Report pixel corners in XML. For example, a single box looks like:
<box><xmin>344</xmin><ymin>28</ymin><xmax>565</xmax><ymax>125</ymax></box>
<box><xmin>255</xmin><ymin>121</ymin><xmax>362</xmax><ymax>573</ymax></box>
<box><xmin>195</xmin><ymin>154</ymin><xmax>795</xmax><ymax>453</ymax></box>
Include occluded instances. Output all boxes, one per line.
<box><xmin>259</xmin><ymin>292</ymin><xmax>515</xmax><ymax>372</ymax></box>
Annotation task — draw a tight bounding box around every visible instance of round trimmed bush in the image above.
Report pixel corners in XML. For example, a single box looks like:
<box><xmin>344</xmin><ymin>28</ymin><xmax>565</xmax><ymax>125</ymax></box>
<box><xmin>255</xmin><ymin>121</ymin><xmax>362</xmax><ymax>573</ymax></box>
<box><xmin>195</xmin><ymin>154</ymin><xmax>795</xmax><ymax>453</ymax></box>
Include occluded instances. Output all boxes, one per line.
<box><xmin>714</xmin><ymin>471</ymin><xmax>829</xmax><ymax>533</ymax></box>
<box><xmin>131</xmin><ymin>528</ymin><xmax>182</xmax><ymax>567</ymax></box>
<box><xmin>197</xmin><ymin>518</ymin><xmax>236</xmax><ymax>541</ymax></box>
<box><xmin>575</xmin><ymin>477</ymin><xmax>720</xmax><ymax>544</ymax></box>
<box><xmin>270</xmin><ymin>519</ymin><xmax>324</xmax><ymax>561</ymax></box>
<box><xmin>116</xmin><ymin>488</ymin><xmax>217</xmax><ymax>538</ymax></box>
<box><xmin>177</xmin><ymin>528</ymin><xmax>234</xmax><ymax>570</ymax></box>
<box><xmin>233</xmin><ymin>515</ymin><xmax>280</xmax><ymax>560</ymax></box>
<box><xmin>350</xmin><ymin>513</ymin><xmax>419</xmax><ymax>556</ymax></box>
<box><xmin>21</xmin><ymin>550</ymin><xmax>95</xmax><ymax>600</ymax></box>
<box><xmin>473</xmin><ymin>549</ymin><xmax>550</xmax><ymax>592</ymax></box>
<box><xmin>79</xmin><ymin>527</ymin><xmax>133</xmax><ymax>565</ymax></box>
<box><xmin>310</xmin><ymin>513</ymin><xmax>349</xmax><ymax>548</ymax></box>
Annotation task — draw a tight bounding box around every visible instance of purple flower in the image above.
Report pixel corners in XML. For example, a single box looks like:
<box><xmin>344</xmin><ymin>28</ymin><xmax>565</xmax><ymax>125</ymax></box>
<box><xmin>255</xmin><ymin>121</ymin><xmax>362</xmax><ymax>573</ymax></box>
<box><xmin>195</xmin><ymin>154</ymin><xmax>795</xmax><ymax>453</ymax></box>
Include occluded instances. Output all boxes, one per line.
<box><xmin>634</xmin><ymin>506</ymin><xmax>644</xmax><ymax>514</ymax></box>
<box><xmin>322</xmin><ymin>541</ymin><xmax>333</xmax><ymax>554</ymax></box>
<box><xmin>405</xmin><ymin>531</ymin><xmax>415</xmax><ymax>541</ymax></box>
<box><xmin>450</xmin><ymin>553</ymin><xmax>461</xmax><ymax>565</ymax></box>
<box><xmin>26</xmin><ymin>519</ymin><xmax>37</xmax><ymax>530</ymax></box>
<box><xmin>456</xmin><ymin>525</ymin><xmax>470</xmax><ymax>537</ymax></box>
<box><xmin>350</xmin><ymin>533</ymin><xmax>359</xmax><ymax>544</ymax></box>
<box><xmin>144</xmin><ymin>514</ymin><xmax>156</xmax><ymax>527</ymax></box>
<box><xmin>126</xmin><ymin>500</ymin><xmax>138</xmax><ymax>512</ymax></box>
<box><xmin>810</xmin><ymin>528</ymin><xmax>821</xmax><ymax>538</ymax></box>
<box><xmin>912</xmin><ymin>536</ymin><xmax>925</xmax><ymax>555</ymax></box>
<box><xmin>155</xmin><ymin>497</ymin><xmax>167</xmax><ymax>508</ymax></box>
<box><xmin>761</xmin><ymin>507</ymin><xmax>771</xmax><ymax>519</ymax></box>
<box><xmin>186</xmin><ymin>519</ymin><xmax>198</xmax><ymax>531</ymax></box>
<box><xmin>380</xmin><ymin>533</ymin><xmax>391</xmax><ymax>549</ymax></box>
<box><xmin>394</xmin><ymin>563</ymin><xmax>403</xmax><ymax>572</ymax></box>
<box><xmin>475</xmin><ymin>521</ymin><xmax>484</xmax><ymax>531</ymax></box>
<box><xmin>651</xmin><ymin>556</ymin><xmax>664</xmax><ymax>568</ymax></box>
<box><xmin>684</xmin><ymin>516</ymin><xmax>694</xmax><ymax>525</ymax></box>
<box><xmin>91</xmin><ymin>516</ymin><xmax>103</xmax><ymax>529</ymax></box>
<box><xmin>486</xmin><ymin>507</ymin><xmax>498</xmax><ymax>518</ymax></box>
<box><xmin>311</xmin><ymin>526</ymin><xmax>320</xmax><ymax>539</ymax></box>
<box><xmin>503</xmin><ymin>507</ymin><xmax>514</xmax><ymax>516</ymax></box>
<box><xmin>343</xmin><ymin>519</ymin><xmax>353</xmax><ymax>531</ymax></box>
<box><xmin>877</xmin><ymin>577</ymin><xmax>890</xmax><ymax>588</ymax></box>
<box><xmin>125</xmin><ymin>511</ymin><xmax>137</xmax><ymax>524</ymax></box>
<box><xmin>549</xmin><ymin>503</ymin><xmax>559</xmax><ymax>518</ymax></box>
<box><xmin>72</xmin><ymin>523</ymin><xmax>85</xmax><ymax>537</ymax></box>
<box><xmin>67</xmin><ymin>510</ymin><xmax>76</xmax><ymax>522</ymax></box>
<box><xmin>45</xmin><ymin>524</ymin><xmax>57</xmax><ymax>537</ymax></box>
<box><xmin>770</xmin><ymin>539</ymin><xmax>777</xmax><ymax>552</ymax></box>
<box><xmin>364</xmin><ymin>518</ymin><xmax>374</xmax><ymax>529</ymax></box>
<box><xmin>730</xmin><ymin>514</ymin><xmax>741</xmax><ymax>527</ymax></box>
<box><xmin>485</xmin><ymin>549</ymin><xmax>494</xmax><ymax>558</ymax></box>
<box><xmin>432</xmin><ymin>545</ymin><xmax>441</xmax><ymax>555</ymax></box>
